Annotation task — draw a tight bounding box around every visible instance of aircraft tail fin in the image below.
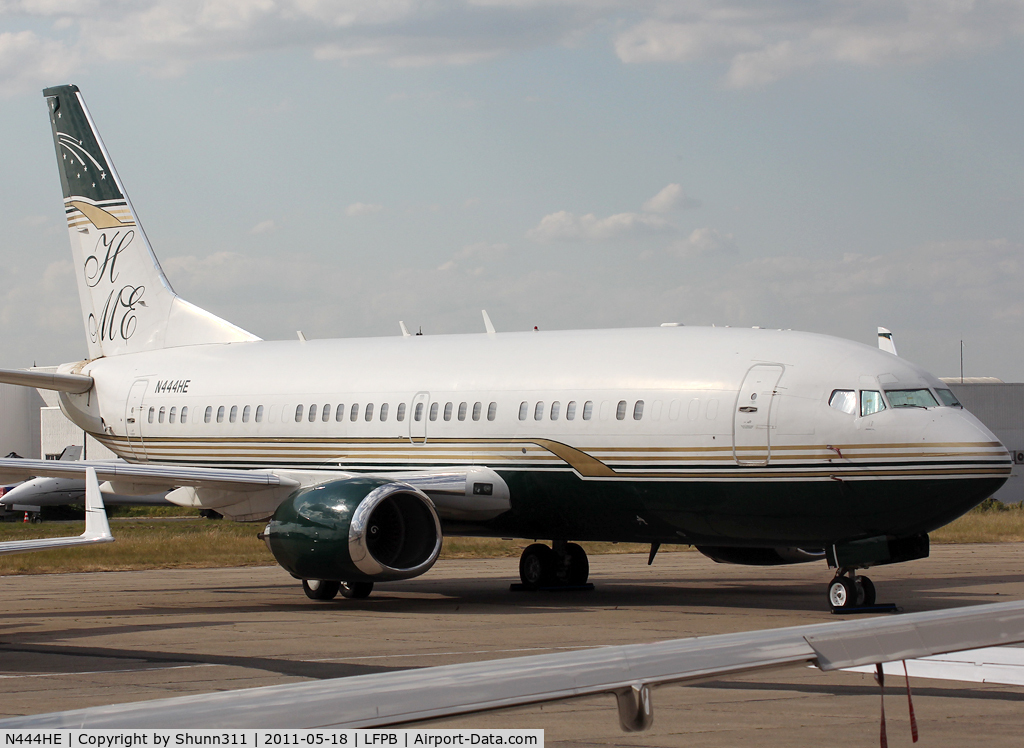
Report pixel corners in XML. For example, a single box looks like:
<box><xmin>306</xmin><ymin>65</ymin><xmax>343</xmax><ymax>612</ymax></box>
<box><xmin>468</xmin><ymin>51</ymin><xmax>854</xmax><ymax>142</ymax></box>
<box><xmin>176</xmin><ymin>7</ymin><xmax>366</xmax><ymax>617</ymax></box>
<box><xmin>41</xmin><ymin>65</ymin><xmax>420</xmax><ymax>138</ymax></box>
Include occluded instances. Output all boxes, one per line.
<box><xmin>877</xmin><ymin>327</ymin><xmax>897</xmax><ymax>356</ymax></box>
<box><xmin>42</xmin><ymin>85</ymin><xmax>259</xmax><ymax>359</ymax></box>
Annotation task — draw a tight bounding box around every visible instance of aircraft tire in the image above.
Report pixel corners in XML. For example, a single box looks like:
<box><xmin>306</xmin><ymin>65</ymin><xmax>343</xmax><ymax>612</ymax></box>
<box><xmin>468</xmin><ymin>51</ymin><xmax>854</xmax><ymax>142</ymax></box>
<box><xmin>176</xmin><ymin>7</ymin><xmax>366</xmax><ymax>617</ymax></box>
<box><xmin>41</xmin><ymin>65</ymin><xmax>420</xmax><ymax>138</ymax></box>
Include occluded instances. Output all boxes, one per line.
<box><xmin>520</xmin><ymin>543</ymin><xmax>556</xmax><ymax>588</ymax></box>
<box><xmin>858</xmin><ymin>576</ymin><xmax>876</xmax><ymax>606</ymax></box>
<box><xmin>302</xmin><ymin>579</ymin><xmax>341</xmax><ymax>601</ymax></box>
<box><xmin>827</xmin><ymin>577</ymin><xmax>857</xmax><ymax>609</ymax></box>
<box><xmin>565</xmin><ymin>543</ymin><xmax>589</xmax><ymax>585</ymax></box>
<box><xmin>339</xmin><ymin>581</ymin><xmax>373</xmax><ymax>599</ymax></box>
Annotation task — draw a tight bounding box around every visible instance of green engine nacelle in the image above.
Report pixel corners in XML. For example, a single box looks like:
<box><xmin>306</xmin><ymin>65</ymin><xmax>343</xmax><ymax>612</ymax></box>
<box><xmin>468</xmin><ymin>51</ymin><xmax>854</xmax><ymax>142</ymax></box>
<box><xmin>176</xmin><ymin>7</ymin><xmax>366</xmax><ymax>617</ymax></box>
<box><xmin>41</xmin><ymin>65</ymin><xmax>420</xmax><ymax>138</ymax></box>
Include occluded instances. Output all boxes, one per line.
<box><xmin>266</xmin><ymin>477</ymin><xmax>442</xmax><ymax>583</ymax></box>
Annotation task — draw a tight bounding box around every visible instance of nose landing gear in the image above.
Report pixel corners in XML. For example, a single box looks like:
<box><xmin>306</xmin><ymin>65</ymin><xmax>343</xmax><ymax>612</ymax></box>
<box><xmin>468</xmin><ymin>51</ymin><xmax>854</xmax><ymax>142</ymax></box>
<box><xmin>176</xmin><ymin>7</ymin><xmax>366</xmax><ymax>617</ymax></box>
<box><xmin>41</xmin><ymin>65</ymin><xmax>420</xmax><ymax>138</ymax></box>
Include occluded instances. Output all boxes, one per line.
<box><xmin>828</xmin><ymin>569</ymin><xmax>876</xmax><ymax>609</ymax></box>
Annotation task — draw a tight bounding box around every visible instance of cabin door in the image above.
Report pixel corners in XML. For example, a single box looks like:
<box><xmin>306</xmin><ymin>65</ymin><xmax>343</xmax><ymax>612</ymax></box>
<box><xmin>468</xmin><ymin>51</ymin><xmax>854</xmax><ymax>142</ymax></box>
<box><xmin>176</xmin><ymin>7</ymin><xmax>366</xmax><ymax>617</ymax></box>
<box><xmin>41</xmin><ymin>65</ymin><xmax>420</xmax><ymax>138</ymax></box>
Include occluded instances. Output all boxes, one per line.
<box><xmin>733</xmin><ymin>365</ymin><xmax>784</xmax><ymax>466</ymax></box>
<box><xmin>410</xmin><ymin>391</ymin><xmax>430</xmax><ymax>444</ymax></box>
<box><xmin>124</xmin><ymin>379</ymin><xmax>149</xmax><ymax>461</ymax></box>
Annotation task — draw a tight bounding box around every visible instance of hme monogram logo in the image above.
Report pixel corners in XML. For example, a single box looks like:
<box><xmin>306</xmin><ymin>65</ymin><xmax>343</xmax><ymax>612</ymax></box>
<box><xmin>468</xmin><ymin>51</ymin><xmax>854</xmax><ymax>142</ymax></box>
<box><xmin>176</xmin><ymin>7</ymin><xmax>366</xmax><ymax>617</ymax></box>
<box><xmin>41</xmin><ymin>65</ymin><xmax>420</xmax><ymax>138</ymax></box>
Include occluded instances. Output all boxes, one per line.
<box><xmin>83</xmin><ymin>229</ymin><xmax>146</xmax><ymax>345</ymax></box>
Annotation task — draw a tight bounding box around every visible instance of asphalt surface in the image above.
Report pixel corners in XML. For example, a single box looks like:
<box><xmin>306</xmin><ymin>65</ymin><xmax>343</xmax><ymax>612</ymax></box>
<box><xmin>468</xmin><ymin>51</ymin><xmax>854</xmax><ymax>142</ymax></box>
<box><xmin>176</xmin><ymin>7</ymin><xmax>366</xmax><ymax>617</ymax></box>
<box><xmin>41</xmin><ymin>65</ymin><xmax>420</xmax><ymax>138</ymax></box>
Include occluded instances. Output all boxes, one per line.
<box><xmin>1</xmin><ymin>544</ymin><xmax>1022</xmax><ymax>746</ymax></box>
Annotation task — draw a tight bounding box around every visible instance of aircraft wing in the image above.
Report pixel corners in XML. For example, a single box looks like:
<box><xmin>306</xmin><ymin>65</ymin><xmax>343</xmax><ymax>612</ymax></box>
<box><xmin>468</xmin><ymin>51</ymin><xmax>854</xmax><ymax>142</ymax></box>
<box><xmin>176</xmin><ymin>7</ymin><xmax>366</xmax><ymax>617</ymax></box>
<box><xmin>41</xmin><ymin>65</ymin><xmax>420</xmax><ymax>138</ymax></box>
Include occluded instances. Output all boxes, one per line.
<box><xmin>0</xmin><ymin>458</ymin><xmax>298</xmax><ymax>494</ymax></box>
<box><xmin>0</xmin><ymin>467</ymin><xmax>113</xmax><ymax>555</ymax></box>
<box><xmin>2</xmin><ymin>598</ymin><xmax>1023</xmax><ymax>730</ymax></box>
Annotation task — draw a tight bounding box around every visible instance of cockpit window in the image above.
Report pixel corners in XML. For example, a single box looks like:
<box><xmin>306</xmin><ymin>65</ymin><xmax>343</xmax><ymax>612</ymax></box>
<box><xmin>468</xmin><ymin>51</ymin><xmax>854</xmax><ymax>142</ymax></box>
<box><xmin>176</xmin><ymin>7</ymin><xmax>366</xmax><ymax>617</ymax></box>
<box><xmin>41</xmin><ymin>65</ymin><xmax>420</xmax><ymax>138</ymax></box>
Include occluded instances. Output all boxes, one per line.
<box><xmin>861</xmin><ymin>390</ymin><xmax>886</xmax><ymax>416</ymax></box>
<box><xmin>885</xmin><ymin>388</ymin><xmax>938</xmax><ymax>408</ymax></box>
<box><xmin>936</xmin><ymin>388</ymin><xmax>962</xmax><ymax>407</ymax></box>
<box><xmin>828</xmin><ymin>389</ymin><xmax>857</xmax><ymax>415</ymax></box>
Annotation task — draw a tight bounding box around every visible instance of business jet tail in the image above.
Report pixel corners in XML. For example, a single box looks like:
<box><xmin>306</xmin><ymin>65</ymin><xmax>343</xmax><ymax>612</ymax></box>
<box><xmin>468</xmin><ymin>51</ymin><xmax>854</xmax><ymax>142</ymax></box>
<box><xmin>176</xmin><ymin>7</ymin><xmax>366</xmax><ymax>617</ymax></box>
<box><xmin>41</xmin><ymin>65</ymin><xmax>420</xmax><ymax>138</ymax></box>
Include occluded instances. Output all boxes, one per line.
<box><xmin>42</xmin><ymin>85</ymin><xmax>259</xmax><ymax>359</ymax></box>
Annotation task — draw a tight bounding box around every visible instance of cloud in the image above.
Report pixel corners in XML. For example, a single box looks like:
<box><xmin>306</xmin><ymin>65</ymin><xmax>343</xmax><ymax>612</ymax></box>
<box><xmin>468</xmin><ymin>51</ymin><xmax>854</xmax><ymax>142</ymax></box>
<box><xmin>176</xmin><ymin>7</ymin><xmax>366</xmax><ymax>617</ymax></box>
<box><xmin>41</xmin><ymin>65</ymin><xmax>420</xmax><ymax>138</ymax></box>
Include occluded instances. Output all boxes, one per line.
<box><xmin>642</xmin><ymin>183</ymin><xmax>701</xmax><ymax>213</ymax></box>
<box><xmin>437</xmin><ymin>242</ymin><xmax>509</xmax><ymax>271</ymax></box>
<box><xmin>345</xmin><ymin>202</ymin><xmax>384</xmax><ymax>217</ymax></box>
<box><xmin>527</xmin><ymin>210</ymin><xmax>672</xmax><ymax>242</ymax></box>
<box><xmin>671</xmin><ymin>227</ymin><xmax>738</xmax><ymax>256</ymax></box>
<box><xmin>249</xmin><ymin>219</ymin><xmax>275</xmax><ymax>234</ymax></box>
<box><xmin>3</xmin><ymin>1</ymin><xmax>1022</xmax><ymax>94</ymax></box>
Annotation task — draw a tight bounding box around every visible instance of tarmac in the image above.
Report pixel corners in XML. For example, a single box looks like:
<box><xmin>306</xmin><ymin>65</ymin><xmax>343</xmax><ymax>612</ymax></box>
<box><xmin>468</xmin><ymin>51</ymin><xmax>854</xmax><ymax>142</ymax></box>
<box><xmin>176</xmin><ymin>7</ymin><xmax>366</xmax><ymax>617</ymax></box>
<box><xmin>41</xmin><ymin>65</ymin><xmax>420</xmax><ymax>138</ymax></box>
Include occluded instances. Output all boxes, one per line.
<box><xmin>0</xmin><ymin>543</ymin><xmax>1022</xmax><ymax>746</ymax></box>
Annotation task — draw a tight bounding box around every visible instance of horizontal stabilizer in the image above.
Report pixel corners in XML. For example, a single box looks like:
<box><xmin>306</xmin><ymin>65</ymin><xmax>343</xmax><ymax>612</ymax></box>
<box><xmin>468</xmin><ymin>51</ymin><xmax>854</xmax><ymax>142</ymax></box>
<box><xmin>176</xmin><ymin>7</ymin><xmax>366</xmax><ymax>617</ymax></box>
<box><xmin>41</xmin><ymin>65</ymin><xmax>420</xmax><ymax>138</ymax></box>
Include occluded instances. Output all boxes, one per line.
<box><xmin>0</xmin><ymin>467</ymin><xmax>113</xmax><ymax>555</ymax></box>
<box><xmin>0</xmin><ymin>367</ymin><xmax>92</xmax><ymax>393</ymax></box>
<box><xmin>2</xmin><ymin>598</ymin><xmax>1022</xmax><ymax>729</ymax></box>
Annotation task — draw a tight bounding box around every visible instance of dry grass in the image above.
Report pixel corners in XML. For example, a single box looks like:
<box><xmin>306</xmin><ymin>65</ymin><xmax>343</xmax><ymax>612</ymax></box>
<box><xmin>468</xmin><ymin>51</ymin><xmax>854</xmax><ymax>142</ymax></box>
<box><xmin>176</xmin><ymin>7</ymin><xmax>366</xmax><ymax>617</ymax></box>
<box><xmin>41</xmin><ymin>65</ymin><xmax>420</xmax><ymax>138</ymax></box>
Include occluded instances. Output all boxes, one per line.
<box><xmin>0</xmin><ymin>501</ymin><xmax>1019</xmax><ymax>575</ymax></box>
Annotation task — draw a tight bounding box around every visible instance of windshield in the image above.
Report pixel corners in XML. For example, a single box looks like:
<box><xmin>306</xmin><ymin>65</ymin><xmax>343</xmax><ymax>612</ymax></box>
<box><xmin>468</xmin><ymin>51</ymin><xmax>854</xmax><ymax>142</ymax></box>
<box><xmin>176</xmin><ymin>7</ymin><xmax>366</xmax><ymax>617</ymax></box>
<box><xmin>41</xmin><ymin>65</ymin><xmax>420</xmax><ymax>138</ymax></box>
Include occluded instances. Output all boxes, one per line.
<box><xmin>936</xmin><ymin>388</ymin><xmax>962</xmax><ymax>407</ymax></box>
<box><xmin>885</xmin><ymin>388</ymin><xmax>939</xmax><ymax>408</ymax></box>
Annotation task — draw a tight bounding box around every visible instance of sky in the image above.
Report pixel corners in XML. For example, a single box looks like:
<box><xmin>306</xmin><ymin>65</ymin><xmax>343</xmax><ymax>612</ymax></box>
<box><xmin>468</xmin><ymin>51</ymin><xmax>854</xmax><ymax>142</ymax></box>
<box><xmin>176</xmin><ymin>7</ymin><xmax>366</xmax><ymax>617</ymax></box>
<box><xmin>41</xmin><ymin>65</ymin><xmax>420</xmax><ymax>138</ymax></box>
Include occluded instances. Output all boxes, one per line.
<box><xmin>1</xmin><ymin>1</ymin><xmax>1023</xmax><ymax>380</ymax></box>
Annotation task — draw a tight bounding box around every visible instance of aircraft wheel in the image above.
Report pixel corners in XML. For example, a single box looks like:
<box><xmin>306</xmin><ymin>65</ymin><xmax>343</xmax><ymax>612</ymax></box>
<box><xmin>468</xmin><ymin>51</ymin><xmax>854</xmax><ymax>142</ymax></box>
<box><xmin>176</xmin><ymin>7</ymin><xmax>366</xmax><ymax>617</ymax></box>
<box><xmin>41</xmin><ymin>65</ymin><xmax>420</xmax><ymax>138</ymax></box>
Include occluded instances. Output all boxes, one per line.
<box><xmin>339</xmin><ymin>581</ymin><xmax>373</xmax><ymax>599</ymax></box>
<box><xmin>858</xmin><ymin>576</ymin><xmax>876</xmax><ymax>606</ymax></box>
<box><xmin>520</xmin><ymin>543</ymin><xmax>556</xmax><ymax>588</ymax></box>
<box><xmin>302</xmin><ymin>579</ymin><xmax>340</xmax><ymax>601</ymax></box>
<box><xmin>565</xmin><ymin>543</ymin><xmax>589</xmax><ymax>585</ymax></box>
<box><xmin>828</xmin><ymin>577</ymin><xmax>857</xmax><ymax>609</ymax></box>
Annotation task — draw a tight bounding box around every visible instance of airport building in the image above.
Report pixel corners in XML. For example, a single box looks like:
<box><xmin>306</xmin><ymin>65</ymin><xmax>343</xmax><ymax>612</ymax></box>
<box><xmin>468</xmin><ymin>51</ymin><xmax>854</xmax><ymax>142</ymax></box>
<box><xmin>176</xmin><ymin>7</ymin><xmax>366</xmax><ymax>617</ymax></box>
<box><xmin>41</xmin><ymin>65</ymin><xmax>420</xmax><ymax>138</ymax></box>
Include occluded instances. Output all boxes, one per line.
<box><xmin>1</xmin><ymin>368</ymin><xmax>1021</xmax><ymax>503</ymax></box>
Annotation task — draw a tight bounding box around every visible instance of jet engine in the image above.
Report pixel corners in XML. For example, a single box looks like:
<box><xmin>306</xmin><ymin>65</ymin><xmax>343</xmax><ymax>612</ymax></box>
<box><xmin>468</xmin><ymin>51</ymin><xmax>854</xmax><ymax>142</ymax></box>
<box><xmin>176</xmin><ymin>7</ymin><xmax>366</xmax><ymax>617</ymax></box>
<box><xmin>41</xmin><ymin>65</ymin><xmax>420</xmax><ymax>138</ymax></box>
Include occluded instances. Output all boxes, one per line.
<box><xmin>696</xmin><ymin>546</ymin><xmax>826</xmax><ymax>566</ymax></box>
<box><xmin>265</xmin><ymin>477</ymin><xmax>442</xmax><ymax>583</ymax></box>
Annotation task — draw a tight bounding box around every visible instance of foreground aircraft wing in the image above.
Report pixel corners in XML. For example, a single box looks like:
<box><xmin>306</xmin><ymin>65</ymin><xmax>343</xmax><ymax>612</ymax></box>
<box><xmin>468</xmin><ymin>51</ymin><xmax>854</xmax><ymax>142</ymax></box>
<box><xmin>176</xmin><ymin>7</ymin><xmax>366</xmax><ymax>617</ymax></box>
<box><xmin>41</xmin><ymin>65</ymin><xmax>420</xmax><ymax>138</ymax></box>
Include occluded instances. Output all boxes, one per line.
<box><xmin>3</xmin><ymin>599</ymin><xmax>1023</xmax><ymax>730</ymax></box>
<box><xmin>0</xmin><ymin>458</ymin><xmax>298</xmax><ymax>494</ymax></box>
<box><xmin>0</xmin><ymin>467</ymin><xmax>113</xmax><ymax>555</ymax></box>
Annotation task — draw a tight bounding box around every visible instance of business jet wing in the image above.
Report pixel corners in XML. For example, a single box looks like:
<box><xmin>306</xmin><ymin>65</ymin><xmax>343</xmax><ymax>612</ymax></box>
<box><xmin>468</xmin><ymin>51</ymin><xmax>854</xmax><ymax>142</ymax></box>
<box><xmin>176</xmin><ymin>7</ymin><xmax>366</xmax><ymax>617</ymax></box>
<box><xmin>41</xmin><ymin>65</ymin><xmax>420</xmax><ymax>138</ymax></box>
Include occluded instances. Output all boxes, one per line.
<box><xmin>0</xmin><ymin>458</ymin><xmax>298</xmax><ymax>494</ymax></box>
<box><xmin>3</xmin><ymin>599</ymin><xmax>1023</xmax><ymax>730</ymax></box>
<box><xmin>0</xmin><ymin>467</ymin><xmax>113</xmax><ymax>555</ymax></box>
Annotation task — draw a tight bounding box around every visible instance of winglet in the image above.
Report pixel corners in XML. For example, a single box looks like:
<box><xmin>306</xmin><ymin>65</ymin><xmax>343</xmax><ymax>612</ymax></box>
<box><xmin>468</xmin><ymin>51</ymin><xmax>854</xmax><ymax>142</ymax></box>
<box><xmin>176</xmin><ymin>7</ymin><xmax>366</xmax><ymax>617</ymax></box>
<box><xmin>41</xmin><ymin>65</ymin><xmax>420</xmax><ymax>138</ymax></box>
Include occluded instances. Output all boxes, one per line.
<box><xmin>82</xmin><ymin>467</ymin><xmax>112</xmax><ymax>542</ymax></box>
<box><xmin>877</xmin><ymin>327</ymin><xmax>897</xmax><ymax>356</ymax></box>
<box><xmin>482</xmin><ymin>310</ymin><xmax>496</xmax><ymax>335</ymax></box>
<box><xmin>399</xmin><ymin>321</ymin><xmax>411</xmax><ymax>338</ymax></box>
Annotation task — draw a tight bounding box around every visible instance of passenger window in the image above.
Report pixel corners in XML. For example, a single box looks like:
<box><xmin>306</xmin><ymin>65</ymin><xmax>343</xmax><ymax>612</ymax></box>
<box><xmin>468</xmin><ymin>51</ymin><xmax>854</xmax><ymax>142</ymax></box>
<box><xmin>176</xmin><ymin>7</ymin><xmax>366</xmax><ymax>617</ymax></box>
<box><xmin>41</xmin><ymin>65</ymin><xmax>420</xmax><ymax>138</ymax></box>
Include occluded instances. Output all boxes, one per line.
<box><xmin>444</xmin><ymin>402</ymin><xmax>453</xmax><ymax>421</ymax></box>
<box><xmin>582</xmin><ymin>401</ymin><xmax>593</xmax><ymax>420</ymax></box>
<box><xmin>365</xmin><ymin>403</ymin><xmax>374</xmax><ymax>421</ymax></box>
<box><xmin>519</xmin><ymin>402</ymin><xmax>528</xmax><ymax>421</ymax></box>
<box><xmin>308</xmin><ymin>404</ymin><xmax>317</xmax><ymax>423</ymax></box>
<box><xmin>706</xmin><ymin>399</ymin><xmax>718</xmax><ymax>420</ymax></box>
<box><xmin>204</xmin><ymin>406</ymin><xmax>212</xmax><ymax>424</ymax></box>
<box><xmin>936</xmin><ymin>389</ymin><xmax>962</xmax><ymax>407</ymax></box>
<box><xmin>487</xmin><ymin>402</ymin><xmax>497</xmax><ymax>421</ymax></box>
<box><xmin>861</xmin><ymin>391</ymin><xmax>886</xmax><ymax>417</ymax></box>
<box><xmin>550</xmin><ymin>401</ymin><xmax>560</xmax><ymax>420</ymax></box>
<box><xmin>397</xmin><ymin>403</ymin><xmax>406</xmax><ymax>421</ymax></box>
<box><xmin>217</xmin><ymin>406</ymin><xmax>225</xmax><ymax>424</ymax></box>
<box><xmin>350</xmin><ymin>403</ymin><xmax>359</xmax><ymax>422</ymax></box>
<box><xmin>414</xmin><ymin>402</ymin><xmax>424</xmax><ymax>421</ymax></box>
<box><xmin>687</xmin><ymin>398</ymin><xmax>699</xmax><ymax>421</ymax></box>
<box><xmin>169</xmin><ymin>406</ymin><xmax>177</xmax><ymax>424</ymax></box>
<box><xmin>828</xmin><ymin>390</ymin><xmax>857</xmax><ymax>415</ymax></box>
<box><xmin>294</xmin><ymin>405</ymin><xmax>303</xmax><ymax>423</ymax></box>
<box><xmin>230</xmin><ymin>405</ymin><xmax>238</xmax><ymax>423</ymax></box>
<box><xmin>148</xmin><ymin>407</ymin><xmax>155</xmax><ymax>424</ymax></box>
<box><xmin>885</xmin><ymin>389</ymin><xmax>939</xmax><ymax>408</ymax></box>
<box><xmin>458</xmin><ymin>402</ymin><xmax>467</xmax><ymax>421</ymax></box>
<box><xmin>254</xmin><ymin>405</ymin><xmax>262</xmax><ymax>423</ymax></box>
<box><xmin>566</xmin><ymin>401</ymin><xmax>576</xmax><ymax>420</ymax></box>
<box><xmin>335</xmin><ymin>404</ymin><xmax>344</xmax><ymax>422</ymax></box>
<box><xmin>534</xmin><ymin>402</ymin><xmax>544</xmax><ymax>421</ymax></box>
<box><xmin>668</xmin><ymin>399</ymin><xmax>680</xmax><ymax>420</ymax></box>
<box><xmin>472</xmin><ymin>402</ymin><xmax>482</xmax><ymax>421</ymax></box>
<box><xmin>322</xmin><ymin>404</ymin><xmax>330</xmax><ymax>422</ymax></box>
<box><xmin>158</xmin><ymin>406</ymin><xmax>165</xmax><ymax>424</ymax></box>
<box><xmin>180</xmin><ymin>406</ymin><xmax>188</xmax><ymax>424</ymax></box>
<box><xmin>429</xmin><ymin>402</ymin><xmax>439</xmax><ymax>421</ymax></box>
<box><xmin>633</xmin><ymin>400</ymin><xmax>644</xmax><ymax>420</ymax></box>
<box><xmin>380</xmin><ymin>403</ymin><xmax>389</xmax><ymax>421</ymax></box>
<box><xmin>616</xmin><ymin>400</ymin><xmax>627</xmax><ymax>420</ymax></box>
<box><xmin>242</xmin><ymin>405</ymin><xmax>250</xmax><ymax>423</ymax></box>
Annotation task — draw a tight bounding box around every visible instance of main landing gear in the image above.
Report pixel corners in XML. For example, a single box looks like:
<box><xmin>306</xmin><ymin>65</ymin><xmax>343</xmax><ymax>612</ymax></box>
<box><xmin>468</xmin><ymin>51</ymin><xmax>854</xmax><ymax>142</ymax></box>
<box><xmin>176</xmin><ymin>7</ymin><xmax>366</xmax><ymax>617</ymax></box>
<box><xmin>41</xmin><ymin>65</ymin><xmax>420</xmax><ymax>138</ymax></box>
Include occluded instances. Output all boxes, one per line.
<box><xmin>301</xmin><ymin>579</ymin><xmax>373</xmax><ymax>600</ymax></box>
<box><xmin>827</xmin><ymin>569</ymin><xmax>876</xmax><ymax>609</ymax></box>
<box><xmin>518</xmin><ymin>541</ymin><xmax>590</xmax><ymax>589</ymax></box>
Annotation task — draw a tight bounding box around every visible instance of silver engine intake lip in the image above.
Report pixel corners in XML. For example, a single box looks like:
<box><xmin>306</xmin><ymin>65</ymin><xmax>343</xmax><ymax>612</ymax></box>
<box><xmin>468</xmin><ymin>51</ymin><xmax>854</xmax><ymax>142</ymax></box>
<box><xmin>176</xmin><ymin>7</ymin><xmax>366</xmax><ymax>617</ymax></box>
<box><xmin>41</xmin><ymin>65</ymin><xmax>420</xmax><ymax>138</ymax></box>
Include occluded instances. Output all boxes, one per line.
<box><xmin>348</xmin><ymin>482</ymin><xmax>442</xmax><ymax>580</ymax></box>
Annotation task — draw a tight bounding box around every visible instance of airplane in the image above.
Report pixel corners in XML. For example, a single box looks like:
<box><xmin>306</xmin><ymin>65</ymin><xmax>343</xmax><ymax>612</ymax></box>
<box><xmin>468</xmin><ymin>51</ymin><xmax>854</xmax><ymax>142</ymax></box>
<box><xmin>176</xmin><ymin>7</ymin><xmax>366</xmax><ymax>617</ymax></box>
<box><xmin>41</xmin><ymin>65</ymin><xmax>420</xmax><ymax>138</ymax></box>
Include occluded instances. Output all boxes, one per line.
<box><xmin>0</xmin><ymin>467</ymin><xmax>113</xmax><ymax>555</ymax></box>
<box><xmin>0</xmin><ymin>84</ymin><xmax>1011</xmax><ymax>609</ymax></box>
<box><xmin>1</xmin><ymin>597</ymin><xmax>1023</xmax><ymax>732</ymax></box>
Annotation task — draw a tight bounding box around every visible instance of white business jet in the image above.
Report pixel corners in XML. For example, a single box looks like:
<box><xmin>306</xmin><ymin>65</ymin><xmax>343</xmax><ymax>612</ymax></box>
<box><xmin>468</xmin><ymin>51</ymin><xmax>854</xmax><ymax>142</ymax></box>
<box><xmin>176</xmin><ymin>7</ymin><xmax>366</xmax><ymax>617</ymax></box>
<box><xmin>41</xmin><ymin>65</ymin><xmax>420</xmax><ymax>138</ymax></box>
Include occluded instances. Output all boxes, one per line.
<box><xmin>0</xmin><ymin>85</ymin><xmax>1010</xmax><ymax>608</ymax></box>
